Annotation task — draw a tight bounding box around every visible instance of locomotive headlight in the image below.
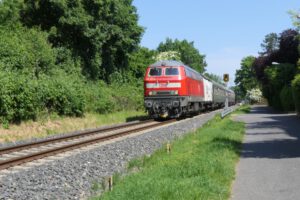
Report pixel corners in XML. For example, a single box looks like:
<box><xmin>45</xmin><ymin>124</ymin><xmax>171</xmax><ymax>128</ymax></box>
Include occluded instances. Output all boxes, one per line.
<box><xmin>170</xmin><ymin>90</ymin><xmax>178</xmax><ymax>95</ymax></box>
<box><xmin>149</xmin><ymin>91</ymin><xmax>157</xmax><ymax>96</ymax></box>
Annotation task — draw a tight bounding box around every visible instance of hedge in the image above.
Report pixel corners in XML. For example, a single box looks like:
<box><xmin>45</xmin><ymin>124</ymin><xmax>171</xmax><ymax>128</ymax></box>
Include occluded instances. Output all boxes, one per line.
<box><xmin>279</xmin><ymin>85</ymin><xmax>295</xmax><ymax>112</ymax></box>
<box><xmin>0</xmin><ymin>72</ymin><xmax>39</xmax><ymax>124</ymax></box>
<box><xmin>264</xmin><ymin>64</ymin><xmax>296</xmax><ymax>111</ymax></box>
<box><xmin>37</xmin><ymin>74</ymin><xmax>85</xmax><ymax>117</ymax></box>
<box><xmin>0</xmin><ymin>70</ymin><xmax>145</xmax><ymax>126</ymax></box>
<box><xmin>84</xmin><ymin>81</ymin><xmax>115</xmax><ymax>114</ymax></box>
<box><xmin>292</xmin><ymin>74</ymin><xmax>300</xmax><ymax>116</ymax></box>
<box><xmin>0</xmin><ymin>71</ymin><xmax>85</xmax><ymax>125</ymax></box>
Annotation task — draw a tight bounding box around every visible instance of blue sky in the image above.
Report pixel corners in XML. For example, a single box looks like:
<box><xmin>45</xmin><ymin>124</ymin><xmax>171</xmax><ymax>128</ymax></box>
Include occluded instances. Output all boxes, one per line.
<box><xmin>132</xmin><ymin>0</ymin><xmax>300</xmax><ymax>86</ymax></box>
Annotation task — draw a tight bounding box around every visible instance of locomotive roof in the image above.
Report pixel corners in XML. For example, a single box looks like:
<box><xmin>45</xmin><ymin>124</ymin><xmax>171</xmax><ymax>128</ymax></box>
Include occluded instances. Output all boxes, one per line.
<box><xmin>149</xmin><ymin>60</ymin><xmax>185</xmax><ymax>67</ymax></box>
<box><xmin>149</xmin><ymin>60</ymin><xmax>199</xmax><ymax>74</ymax></box>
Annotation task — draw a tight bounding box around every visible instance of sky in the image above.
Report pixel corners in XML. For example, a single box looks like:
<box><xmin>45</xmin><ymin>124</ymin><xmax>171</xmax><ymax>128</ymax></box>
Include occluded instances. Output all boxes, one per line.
<box><xmin>132</xmin><ymin>0</ymin><xmax>300</xmax><ymax>86</ymax></box>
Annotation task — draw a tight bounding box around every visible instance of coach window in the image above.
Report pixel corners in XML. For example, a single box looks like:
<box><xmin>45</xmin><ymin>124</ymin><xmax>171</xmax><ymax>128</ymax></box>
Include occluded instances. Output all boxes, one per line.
<box><xmin>165</xmin><ymin>67</ymin><xmax>179</xmax><ymax>76</ymax></box>
<box><xmin>149</xmin><ymin>68</ymin><xmax>162</xmax><ymax>76</ymax></box>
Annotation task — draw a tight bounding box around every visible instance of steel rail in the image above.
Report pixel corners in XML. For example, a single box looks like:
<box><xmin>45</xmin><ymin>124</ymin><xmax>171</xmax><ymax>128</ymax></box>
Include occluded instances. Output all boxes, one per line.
<box><xmin>0</xmin><ymin>119</ymin><xmax>176</xmax><ymax>170</ymax></box>
<box><xmin>0</xmin><ymin>120</ymin><xmax>154</xmax><ymax>156</ymax></box>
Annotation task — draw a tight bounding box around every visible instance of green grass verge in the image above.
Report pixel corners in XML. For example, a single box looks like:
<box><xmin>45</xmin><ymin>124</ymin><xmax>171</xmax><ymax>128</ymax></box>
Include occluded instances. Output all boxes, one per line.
<box><xmin>234</xmin><ymin>104</ymin><xmax>251</xmax><ymax>115</ymax></box>
<box><xmin>91</xmin><ymin>112</ymin><xmax>245</xmax><ymax>200</ymax></box>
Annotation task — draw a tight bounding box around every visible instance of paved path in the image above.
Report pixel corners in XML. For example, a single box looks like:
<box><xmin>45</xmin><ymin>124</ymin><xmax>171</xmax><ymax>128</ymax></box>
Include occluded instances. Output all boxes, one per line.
<box><xmin>231</xmin><ymin>105</ymin><xmax>300</xmax><ymax>200</ymax></box>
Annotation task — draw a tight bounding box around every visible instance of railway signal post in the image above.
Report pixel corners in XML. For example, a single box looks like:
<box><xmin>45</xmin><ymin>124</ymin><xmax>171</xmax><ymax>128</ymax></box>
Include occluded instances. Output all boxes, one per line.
<box><xmin>221</xmin><ymin>74</ymin><xmax>232</xmax><ymax>118</ymax></box>
<box><xmin>223</xmin><ymin>74</ymin><xmax>229</xmax><ymax>109</ymax></box>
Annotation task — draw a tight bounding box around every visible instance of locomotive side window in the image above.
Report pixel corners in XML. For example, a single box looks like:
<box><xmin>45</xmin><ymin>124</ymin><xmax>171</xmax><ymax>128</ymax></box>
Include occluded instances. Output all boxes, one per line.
<box><xmin>165</xmin><ymin>67</ymin><xmax>179</xmax><ymax>76</ymax></box>
<box><xmin>191</xmin><ymin>72</ymin><xmax>197</xmax><ymax>80</ymax></box>
<box><xmin>185</xmin><ymin>68</ymin><xmax>192</xmax><ymax>78</ymax></box>
<box><xmin>149</xmin><ymin>68</ymin><xmax>162</xmax><ymax>76</ymax></box>
<box><xmin>185</xmin><ymin>67</ymin><xmax>202</xmax><ymax>80</ymax></box>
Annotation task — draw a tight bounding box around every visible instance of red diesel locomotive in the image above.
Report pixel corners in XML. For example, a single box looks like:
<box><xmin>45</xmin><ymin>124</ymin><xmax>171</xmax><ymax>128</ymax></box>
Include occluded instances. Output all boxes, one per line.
<box><xmin>144</xmin><ymin>60</ymin><xmax>235</xmax><ymax>118</ymax></box>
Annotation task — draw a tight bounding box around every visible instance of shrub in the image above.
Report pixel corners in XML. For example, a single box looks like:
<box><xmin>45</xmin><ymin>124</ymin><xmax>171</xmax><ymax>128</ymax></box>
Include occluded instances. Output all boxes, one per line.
<box><xmin>110</xmin><ymin>83</ymin><xmax>144</xmax><ymax>111</ymax></box>
<box><xmin>270</xmin><ymin>94</ymin><xmax>283</xmax><ymax>111</ymax></box>
<box><xmin>84</xmin><ymin>81</ymin><xmax>115</xmax><ymax>114</ymax></box>
<box><xmin>246</xmin><ymin>88</ymin><xmax>262</xmax><ymax>104</ymax></box>
<box><xmin>264</xmin><ymin>64</ymin><xmax>296</xmax><ymax>110</ymax></box>
<box><xmin>109</xmin><ymin>72</ymin><xmax>144</xmax><ymax>111</ymax></box>
<box><xmin>280</xmin><ymin>85</ymin><xmax>295</xmax><ymax>112</ymax></box>
<box><xmin>54</xmin><ymin>47</ymin><xmax>82</xmax><ymax>75</ymax></box>
<box><xmin>0</xmin><ymin>70</ymin><xmax>86</xmax><ymax>126</ymax></box>
<box><xmin>37</xmin><ymin>73</ymin><xmax>85</xmax><ymax>117</ymax></box>
<box><xmin>84</xmin><ymin>78</ymin><xmax>144</xmax><ymax>114</ymax></box>
<box><xmin>292</xmin><ymin>74</ymin><xmax>300</xmax><ymax>115</ymax></box>
<box><xmin>0</xmin><ymin>71</ymin><xmax>39</xmax><ymax>124</ymax></box>
<box><xmin>0</xmin><ymin>67</ymin><xmax>144</xmax><ymax>125</ymax></box>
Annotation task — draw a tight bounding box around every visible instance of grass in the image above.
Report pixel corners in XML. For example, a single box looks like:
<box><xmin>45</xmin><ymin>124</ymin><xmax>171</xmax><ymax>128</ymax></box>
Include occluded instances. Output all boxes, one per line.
<box><xmin>91</xmin><ymin>111</ymin><xmax>246</xmax><ymax>200</ymax></box>
<box><xmin>0</xmin><ymin>110</ymin><xmax>147</xmax><ymax>143</ymax></box>
<box><xmin>232</xmin><ymin>104</ymin><xmax>251</xmax><ymax>115</ymax></box>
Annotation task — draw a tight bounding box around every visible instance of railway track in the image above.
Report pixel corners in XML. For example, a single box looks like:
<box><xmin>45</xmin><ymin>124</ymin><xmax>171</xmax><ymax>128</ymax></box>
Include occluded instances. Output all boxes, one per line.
<box><xmin>0</xmin><ymin>119</ymin><xmax>176</xmax><ymax>171</ymax></box>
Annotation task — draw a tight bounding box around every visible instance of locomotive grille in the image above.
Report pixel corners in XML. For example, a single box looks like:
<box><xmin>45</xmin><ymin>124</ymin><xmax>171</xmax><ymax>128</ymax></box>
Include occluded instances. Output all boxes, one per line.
<box><xmin>157</xmin><ymin>91</ymin><xmax>171</xmax><ymax>95</ymax></box>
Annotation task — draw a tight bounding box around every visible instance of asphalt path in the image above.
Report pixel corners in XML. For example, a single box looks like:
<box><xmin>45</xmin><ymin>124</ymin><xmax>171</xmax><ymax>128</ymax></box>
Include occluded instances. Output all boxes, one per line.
<box><xmin>231</xmin><ymin>105</ymin><xmax>300</xmax><ymax>200</ymax></box>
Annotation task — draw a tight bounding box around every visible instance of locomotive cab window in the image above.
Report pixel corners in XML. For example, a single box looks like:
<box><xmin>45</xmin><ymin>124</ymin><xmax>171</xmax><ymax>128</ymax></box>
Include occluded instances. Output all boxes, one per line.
<box><xmin>165</xmin><ymin>67</ymin><xmax>179</xmax><ymax>76</ymax></box>
<box><xmin>149</xmin><ymin>68</ymin><xmax>162</xmax><ymax>76</ymax></box>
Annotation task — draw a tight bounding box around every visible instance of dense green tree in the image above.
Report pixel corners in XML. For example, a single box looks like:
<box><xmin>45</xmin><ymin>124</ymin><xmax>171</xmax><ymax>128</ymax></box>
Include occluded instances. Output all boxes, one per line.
<box><xmin>289</xmin><ymin>10</ymin><xmax>300</xmax><ymax>31</ymax></box>
<box><xmin>253</xmin><ymin>29</ymin><xmax>299</xmax><ymax>82</ymax></box>
<box><xmin>252</xmin><ymin>28</ymin><xmax>299</xmax><ymax>110</ymax></box>
<box><xmin>0</xmin><ymin>24</ymin><xmax>56</xmax><ymax>76</ymax></box>
<box><xmin>263</xmin><ymin>63</ymin><xmax>296</xmax><ymax>110</ymax></box>
<box><xmin>157</xmin><ymin>38</ymin><xmax>206</xmax><ymax>73</ymax></box>
<box><xmin>0</xmin><ymin>0</ymin><xmax>22</xmax><ymax>25</ymax></box>
<box><xmin>292</xmin><ymin>74</ymin><xmax>300</xmax><ymax>115</ymax></box>
<box><xmin>277</xmin><ymin>29</ymin><xmax>299</xmax><ymax>64</ymax></box>
<box><xmin>258</xmin><ymin>33</ymin><xmax>279</xmax><ymax>56</ymax></box>
<box><xmin>20</xmin><ymin>0</ymin><xmax>144</xmax><ymax>80</ymax></box>
<box><xmin>234</xmin><ymin>56</ymin><xmax>258</xmax><ymax>97</ymax></box>
<box><xmin>128</xmin><ymin>47</ymin><xmax>156</xmax><ymax>78</ymax></box>
<box><xmin>288</xmin><ymin>10</ymin><xmax>300</xmax><ymax>115</ymax></box>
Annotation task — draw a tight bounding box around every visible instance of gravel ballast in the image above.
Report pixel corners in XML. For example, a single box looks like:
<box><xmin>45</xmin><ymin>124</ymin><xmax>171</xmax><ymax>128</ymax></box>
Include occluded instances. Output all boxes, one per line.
<box><xmin>0</xmin><ymin>109</ymin><xmax>224</xmax><ymax>200</ymax></box>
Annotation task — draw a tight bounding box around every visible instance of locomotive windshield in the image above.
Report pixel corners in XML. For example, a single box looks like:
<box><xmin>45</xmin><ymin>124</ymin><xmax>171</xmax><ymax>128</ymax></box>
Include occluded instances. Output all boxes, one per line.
<box><xmin>149</xmin><ymin>68</ymin><xmax>162</xmax><ymax>76</ymax></box>
<box><xmin>165</xmin><ymin>67</ymin><xmax>179</xmax><ymax>76</ymax></box>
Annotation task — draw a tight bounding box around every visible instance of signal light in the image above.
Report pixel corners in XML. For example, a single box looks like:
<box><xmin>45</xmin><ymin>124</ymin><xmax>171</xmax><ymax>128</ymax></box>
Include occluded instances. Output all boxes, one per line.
<box><xmin>223</xmin><ymin>74</ymin><xmax>229</xmax><ymax>82</ymax></box>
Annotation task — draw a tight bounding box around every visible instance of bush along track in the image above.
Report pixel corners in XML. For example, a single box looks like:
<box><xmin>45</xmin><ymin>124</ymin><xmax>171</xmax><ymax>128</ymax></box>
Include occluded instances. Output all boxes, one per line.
<box><xmin>91</xmin><ymin>110</ymin><xmax>246</xmax><ymax>200</ymax></box>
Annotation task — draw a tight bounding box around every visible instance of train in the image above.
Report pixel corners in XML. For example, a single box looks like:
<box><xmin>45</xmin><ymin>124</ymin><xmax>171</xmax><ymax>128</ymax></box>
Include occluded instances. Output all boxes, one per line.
<box><xmin>144</xmin><ymin>60</ymin><xmax>235</xmax><ymax>119</ymax></box>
